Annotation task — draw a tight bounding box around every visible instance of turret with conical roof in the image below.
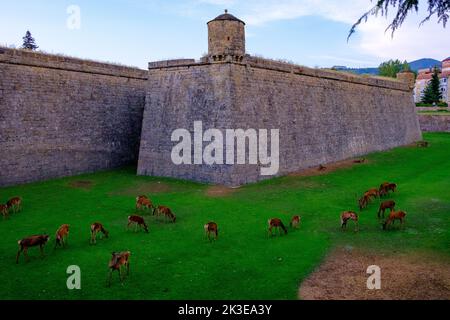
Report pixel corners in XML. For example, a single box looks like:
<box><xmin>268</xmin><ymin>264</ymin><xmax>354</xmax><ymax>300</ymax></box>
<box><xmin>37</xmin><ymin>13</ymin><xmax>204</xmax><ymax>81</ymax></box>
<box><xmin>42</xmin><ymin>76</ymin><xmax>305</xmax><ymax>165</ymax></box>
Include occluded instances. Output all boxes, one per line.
<box><xmin>207</xmin><ymin>10</ymin><xmax>246</xmax><ymax>62</ymax></box>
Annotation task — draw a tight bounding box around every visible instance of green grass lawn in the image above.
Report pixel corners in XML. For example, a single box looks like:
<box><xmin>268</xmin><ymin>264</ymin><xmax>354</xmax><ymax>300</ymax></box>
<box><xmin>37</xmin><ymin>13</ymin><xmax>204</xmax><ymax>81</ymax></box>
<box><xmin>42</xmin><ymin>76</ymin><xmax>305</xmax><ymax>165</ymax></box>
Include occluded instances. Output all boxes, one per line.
<box><xmin>1</xmin><ymin>133</ymin><xmax>449</xmax><ymax>300</ymax></box>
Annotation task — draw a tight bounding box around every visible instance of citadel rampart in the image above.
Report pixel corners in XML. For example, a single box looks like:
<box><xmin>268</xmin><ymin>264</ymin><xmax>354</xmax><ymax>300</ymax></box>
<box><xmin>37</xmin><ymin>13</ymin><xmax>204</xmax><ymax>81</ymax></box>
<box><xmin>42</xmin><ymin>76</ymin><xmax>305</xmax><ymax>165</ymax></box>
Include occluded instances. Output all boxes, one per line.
<box><xmin>0</xmin><ymin>48</ymin><xmax>147</xmax><ymax>186</ymax></box>
<box><xmin>137</xmin><ymin>57</ymin><xmax>422</xmax><ymax>186</ymax></box>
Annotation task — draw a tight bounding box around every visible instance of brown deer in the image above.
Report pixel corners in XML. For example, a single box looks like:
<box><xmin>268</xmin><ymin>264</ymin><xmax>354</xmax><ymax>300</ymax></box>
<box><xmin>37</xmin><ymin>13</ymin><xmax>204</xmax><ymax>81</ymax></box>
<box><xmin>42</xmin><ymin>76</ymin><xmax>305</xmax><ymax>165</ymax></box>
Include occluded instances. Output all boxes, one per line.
<box><xmin>55</xmin><ymin>224</ymin><xmax>70</xmax><ymax>248</ymax></box>
<box><xmin>378</xmin><ymin>200</ymin><xmax>396</xmax><ymax>218</ymax></box>
<box><xmin>155</xmin><ymin>205</ymin><xmax>176</xmax><ymax>223</ymax></box>
<box><xmin>16</xmin><ymin>235</ymin><xmax>50</xmax><ymax>264</ymax></box>
<box><xmin>353</xmin><ymin>158</ymin><xmax>366</xmax><ymax>164</ymax></box>
<box><xmin>290</xmin><ymin>215</ymin><xmax>301</xmax><ymax>228</ymax></box>
<box><xmin>135</xmin><ymin>195</ymin><xmax>155</xmax><ymax>214</ymax></box>
<box><xmin>379</xmin><ymin>182</ymin><xmax>390</xmax><ymax>197</ymax></box>
<box><xmin>417</xmin><ymin>141</ymin><xmax>429</xmax><ymax>148</ymax></box>
<box><xmin>90</xmin><ymin>222</ymin><xmax>109</xmax><ymax>244</ymax></box>
<box><xmin>383</xmin><ymin>210</ymin><xmax>406</xmax><ymax>230</ymax></box>
<box><xmin>358</xmin><ymin>194</ymin><xmax>371</xmax><ymax>210</ymax></box>
<box><xmin>204</xmin><ymin>222</ymin><xmax>218</xmax><ymax>241</ymax></box>
<box><xmin>379</xmin><ymin>182</ymin><xmax>396</xmax><ymax>197</ymax></box>
<box><xmin>268</xmin><ymin>218</ymin><xmax>288</xmax><ymax>236</ymax></box>
<box><xmin>127</xmin><ymin>215</ymin><xmax>149</xmax><ymax>233</ymax></box>
<box><xmin>365</xmin><ymin>188</ymin><xmax>380</xmax><ymax>199</ymax></box>
<box><xmin>107</xmin><ymin>251</ymin><xmax>131</xmax><ymax>286</ymax></box>
<box><xmin>1</xmin><ymin>204</ymin><xmax>8</xmax><ymax>219</ymax></box>
<box><xmin>341</xmin><ymin>211</ymin><xmax>359</xmax><ymax>231</ymax></box>
<box><xmin>7</xmin><ymin>197</ymin><xmax>22</xmax><ymax>214</ymax></box>
<box><xmin>318</xmin><ymin>164</ymin><xmax>327</xmax><ymax>171</ymax></box>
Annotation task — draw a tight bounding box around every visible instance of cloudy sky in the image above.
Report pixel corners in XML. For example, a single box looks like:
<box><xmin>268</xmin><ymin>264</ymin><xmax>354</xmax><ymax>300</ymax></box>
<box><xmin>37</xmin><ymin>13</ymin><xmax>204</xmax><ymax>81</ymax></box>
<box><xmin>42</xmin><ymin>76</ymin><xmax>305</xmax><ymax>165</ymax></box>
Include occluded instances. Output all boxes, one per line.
<box><xmin>1</xmin><ymin>0</ymin><xmax>449</xmax><ymax>69</ymax></box>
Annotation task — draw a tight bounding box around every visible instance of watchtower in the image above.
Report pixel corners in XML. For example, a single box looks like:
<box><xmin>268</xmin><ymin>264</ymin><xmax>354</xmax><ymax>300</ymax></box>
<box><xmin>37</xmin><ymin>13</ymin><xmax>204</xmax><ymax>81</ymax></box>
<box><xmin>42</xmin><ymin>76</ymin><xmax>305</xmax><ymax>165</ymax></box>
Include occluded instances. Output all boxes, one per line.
<box><xmin>207</xmin><ymin>10</ymin><xmax>246</xmax><ymax>62</ymax></box>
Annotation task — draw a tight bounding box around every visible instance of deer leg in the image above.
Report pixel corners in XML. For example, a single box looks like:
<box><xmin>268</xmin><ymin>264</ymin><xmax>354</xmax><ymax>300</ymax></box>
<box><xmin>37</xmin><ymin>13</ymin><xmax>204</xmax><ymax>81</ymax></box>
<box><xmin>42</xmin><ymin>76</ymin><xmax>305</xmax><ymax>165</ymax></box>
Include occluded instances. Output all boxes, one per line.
<box><xmin>24</xmin><ymin>247</ymin><xmax>29</xmax><ymax>262</ymax></box>
<box><xmin>126</xmin><ymin>262</ymin><xmax>130</xmax><ymax>276</ymax></box>
<box><xmin>118</xmin><ymin>268</ymin><xmax>123</xmax><ymax>283</ymax></box>
<box><xmin>107</xmin><ymin>269</ymin><xmax>113</xmax><ymax>287</ymax></box>
<box><xmin>40</xmin><ymin>244</ymin><xmax>45</xmax><ymax>257</ymax></box>
<box><xmin>16</xmin><ymin>247</ymin><xmax>23</xmax><ymax>264</ymax></box>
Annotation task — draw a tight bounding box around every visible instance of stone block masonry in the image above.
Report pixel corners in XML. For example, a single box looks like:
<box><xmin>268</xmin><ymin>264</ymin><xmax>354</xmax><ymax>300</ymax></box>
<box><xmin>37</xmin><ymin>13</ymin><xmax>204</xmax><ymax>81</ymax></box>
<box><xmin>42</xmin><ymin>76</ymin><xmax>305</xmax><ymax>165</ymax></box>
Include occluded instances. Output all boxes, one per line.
<box><xmin>137</xmin><ymin>58</ymin><xmax>422</xmax><ymax>186</ymax></box>
<box><xmin>0</xmin><ymin>48</ymin><xmax>147</xmax><ymax>187</ymax></box>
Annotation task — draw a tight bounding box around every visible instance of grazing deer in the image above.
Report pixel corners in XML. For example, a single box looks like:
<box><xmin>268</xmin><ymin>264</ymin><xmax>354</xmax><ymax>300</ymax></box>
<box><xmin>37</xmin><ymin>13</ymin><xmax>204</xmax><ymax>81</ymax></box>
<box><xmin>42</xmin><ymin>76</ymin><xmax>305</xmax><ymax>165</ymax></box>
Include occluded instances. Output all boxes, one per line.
<box><xmin>268</xmin><ymin>218</ymin><xmax>288</xmax><ymax>236</ymax></box>
<box><xmin>353</xmin><ymin>158</ymin><xmax>366</xmax><ymax>164</ymax></box>
<box><xmin>386</xmin><ymin>183</ymin><xmax>397</xmax><ymax>193</ymax></box>
<box><xmin>135</xmin><ymin>195</ymin><xmax>155</xmax><ymax>214</ymax></box>
<box><xmin>127</xmin><ymin>215</ymin><xmax>149</xmax><ymax>233</ymax></box>
<box><xmin>379</xmin><ymin>182</ymin><xmax>396</xmax><ymax>197</ymax></box>
<box><xmin>365</xmin><ymin>188</ymin><xmax>379</xmax><ymax>199</ymax></box>
<box><xmin>290</xmin><ymin>215</ymin><xmax>301</xmax><ymax>228</ymax></box>
<box><xmin>55</xmin><ymin>224</ymin><xmax>70</xmax><ymax>248</ymax></box>
<box><xmin>383</xmin><ymin>210</ymin><xmax>406</xmax><ymax>230</ymax></box>
<box><xmin>378</xmin><ymin>200</ymin><xmax>396</xmax><ymax>218</ymax></box>
<box><xmin>16</xmin><ymin>235</ymin><xmax>50</xmax><ymax>264</ymax></box>
<box><xmin>1</xmin><ymin>204</ymin><xmax>8</xmax><ymax>219</ymax></box>
<box><xmin>341</xmin><ymin>211</ymin><xmax>359</xmax><ymax>231</ymax></box>
<box><xmin>204</xmin><ymin>222</ymin><xmax>218</xmax><ymax>241</ymax></box>
<box><xmin>417</xmin><ymin>141</ymin><xmax>429</xmax><ymax>148</ymax></box>
<box><xmin>358</xmin><ymin>194</ymin><xmax>371</xmax><ymax>210</ymax></box>
<box><xmin>318</xmin><ymin>164</ymin><xmax>327</xmax><ymax>171</ymax></box>
<box><xmin>107</xmin><ymin>251</ymin><xmax>131</xmax><ymax>286</ymax></box>
<box><xmin>155</xmin><ymin>205</ymin><xmax>176</xmax><ymax>223</ymax></box>
<box><xmin>379</xmin><ymin>182</ymin><xmax>390</xmax><ymax>197</ymax></box>
<box><xmin>7</xmin><ymin>197</ymin><xmax>22</xmax><ymax>214</ymax></box>
<box><xmin>90</xmin><ymin>222</ymin><xmax>109</xmax><ymax>244</ymax></box>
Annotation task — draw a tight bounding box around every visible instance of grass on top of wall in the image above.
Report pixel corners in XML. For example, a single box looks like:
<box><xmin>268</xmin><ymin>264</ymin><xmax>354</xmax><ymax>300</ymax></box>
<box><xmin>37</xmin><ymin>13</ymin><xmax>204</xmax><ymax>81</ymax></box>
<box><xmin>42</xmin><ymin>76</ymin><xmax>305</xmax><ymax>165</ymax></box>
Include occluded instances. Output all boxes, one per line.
<box><xmin>0</xmin><ymin>133</ymin><xmax>449</xmax><ymax>300</ymax></box>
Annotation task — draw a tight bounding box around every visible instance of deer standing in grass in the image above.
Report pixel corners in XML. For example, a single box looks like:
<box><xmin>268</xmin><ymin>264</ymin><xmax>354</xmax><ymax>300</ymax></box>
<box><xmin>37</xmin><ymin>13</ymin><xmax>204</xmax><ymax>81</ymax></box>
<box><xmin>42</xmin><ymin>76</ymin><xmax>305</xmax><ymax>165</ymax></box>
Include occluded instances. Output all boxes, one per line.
<box><xmin>204</xmin><ymin>222</ymin><xmax>218</xmax><ymax>241</ymax></box>
<box><xmin>383</xmin><ymin>210</ymin><xmax>406</xmax><ymax>230</ymax></box>
<box><xmin>127</xmin><ymin>215</ymin><xmax>149</xmax><ymax>233</ymax></box>
<box><xmin>341</xmin><ymin>211</ymin><xmax>359</xmax><ymax>232</ymax></box>
<box><xmin>135</xmin><ymin>195</ymin><xmax>155</xmax><ymax>214</ymax></box>
<box><xmin>90</xmin><ymin>222</ymin><xmax>109</xmax><ymax>245</ymax></box>
<box><xmin>16</xmin><ymin>235</ymin><xmax>50</xmax><ymax>264</ymax></box>
<box><xmin>155</xmin><ymin>205</ymin><xmax>176</xmax><ymax>223</ymax></box>
<box><xmin>107</xmin><ymin>251</ymin><xmax>131</xmax><ymax>286</ymax></box>
<box><xmin>378</xmin><ymin>200</ymin><xmax>396</xmax><ymax>219</ymax></box>
<box><xmin>7</xmin><ymin>197</ymin><xmax>22</xmax><ymax>214</ymax></box>
<box><xmin>268</xmin><ymin>218</ymin><xmax>288</xmax><ymax>236</ymax></box>
<box><xmin>379</xmin><ymin>182</ymin><xmax>397</xmax><ymax>197</ymax></box>
<box><xmin>290</xmin><ymin>215</ymin><xmax>301</xmax><ymax>229</ymax></box>
<box><xmin>55</xmin><ymin>224</ymin><xmax>70</xmax><ymax>248</ymax></box>
<box><xmin>1</xmin><ymin>204</ymin><xmax>8</xmax><ymax>219</ymax></box>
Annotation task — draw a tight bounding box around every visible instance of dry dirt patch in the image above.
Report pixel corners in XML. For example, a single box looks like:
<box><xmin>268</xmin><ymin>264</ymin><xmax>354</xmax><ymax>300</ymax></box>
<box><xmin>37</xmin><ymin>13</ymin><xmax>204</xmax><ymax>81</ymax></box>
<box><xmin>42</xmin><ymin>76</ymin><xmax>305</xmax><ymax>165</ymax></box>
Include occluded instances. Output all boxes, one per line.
<box><xmin>111</xmin><ymin>181</ymin><xmax>176</xmax><ymax>196</ymax></box>
<box><xmin>68</xmin><ymin>180</ymin><xmax>94</xmax><ymax>190</ymax></box>
<box><xmin>299</xmin><ymin>248</ymin><xmax>450</xmax><ymax>300</ymax></box>
<box><xmin>205</xmin><ymin>185</ymin><xmax>239</xmax><ymax>198</ymax></box>
<box><xmin>289</xmin><ymin>158</ymin><xmax>368</xmax><ymax>178</ymax></box>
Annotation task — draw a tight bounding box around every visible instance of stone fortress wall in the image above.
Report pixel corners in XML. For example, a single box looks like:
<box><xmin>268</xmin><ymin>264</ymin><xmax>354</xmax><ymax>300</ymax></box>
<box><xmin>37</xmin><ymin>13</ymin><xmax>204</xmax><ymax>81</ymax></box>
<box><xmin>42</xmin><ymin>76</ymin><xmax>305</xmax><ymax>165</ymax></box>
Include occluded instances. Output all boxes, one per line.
<box><xmin>0</xmin><ymin>48</ymin><xmax>147</xmax><ymax>186</ymax></box>
<box><xmin>0</xmin><ymin>11</ymin><xmax>423</xmax><ymax>187</ymax></box>
<box><xmin>137</xmin><ymin>56</ymin><xmax>422</xmax><ymax>186</ymax></box>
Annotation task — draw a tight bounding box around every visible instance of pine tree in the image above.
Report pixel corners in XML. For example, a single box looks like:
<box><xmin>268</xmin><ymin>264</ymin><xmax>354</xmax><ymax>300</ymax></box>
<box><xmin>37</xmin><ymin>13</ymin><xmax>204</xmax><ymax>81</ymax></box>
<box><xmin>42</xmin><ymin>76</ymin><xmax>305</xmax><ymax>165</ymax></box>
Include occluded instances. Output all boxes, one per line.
<box><xmin>421</xmin><ymin>67</ymin><xmax>443</xmax><ymax>104</ymax></box>
<box><xmin>22</xmin><ymin>31</ymin><xmax>38</xmax><ymax>50</ymax></box>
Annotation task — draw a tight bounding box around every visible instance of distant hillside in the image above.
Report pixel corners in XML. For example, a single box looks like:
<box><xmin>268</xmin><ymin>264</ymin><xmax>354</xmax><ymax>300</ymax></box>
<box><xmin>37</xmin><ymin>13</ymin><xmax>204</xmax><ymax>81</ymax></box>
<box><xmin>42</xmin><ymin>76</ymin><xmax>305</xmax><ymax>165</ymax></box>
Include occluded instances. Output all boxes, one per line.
<box><xmin>333</xmin><ymin>58</ymin><xmax>442</xmax><ymax>75</ymax></box>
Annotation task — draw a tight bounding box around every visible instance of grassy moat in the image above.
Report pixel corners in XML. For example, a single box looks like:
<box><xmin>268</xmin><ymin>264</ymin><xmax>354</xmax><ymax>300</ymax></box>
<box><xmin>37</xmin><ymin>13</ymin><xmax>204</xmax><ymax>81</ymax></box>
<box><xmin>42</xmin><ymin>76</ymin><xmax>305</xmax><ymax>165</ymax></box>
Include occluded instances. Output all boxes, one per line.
<box><xmin>1</xmin><ymin>133</ymin><xmax>449</xmax><ymax>300</ymax></box>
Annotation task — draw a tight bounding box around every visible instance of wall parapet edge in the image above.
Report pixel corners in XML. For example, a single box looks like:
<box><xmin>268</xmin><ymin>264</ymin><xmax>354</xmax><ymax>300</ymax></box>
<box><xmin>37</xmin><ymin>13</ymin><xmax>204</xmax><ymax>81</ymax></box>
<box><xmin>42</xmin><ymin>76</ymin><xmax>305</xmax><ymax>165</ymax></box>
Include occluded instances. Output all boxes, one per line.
<box><xmin>0</xmin><ymin>47</ymin><xmax>147</xmax><ymax>79</ymax></box>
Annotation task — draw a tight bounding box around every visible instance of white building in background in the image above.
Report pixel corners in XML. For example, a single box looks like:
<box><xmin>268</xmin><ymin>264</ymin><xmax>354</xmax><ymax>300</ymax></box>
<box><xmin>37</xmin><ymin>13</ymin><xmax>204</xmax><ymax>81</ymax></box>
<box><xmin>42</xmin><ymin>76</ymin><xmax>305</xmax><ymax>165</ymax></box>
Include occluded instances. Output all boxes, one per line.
<box><xmin>414</xmin><ymin>57</ymin><xmax>450</xmax><ymax>104</ymax></box>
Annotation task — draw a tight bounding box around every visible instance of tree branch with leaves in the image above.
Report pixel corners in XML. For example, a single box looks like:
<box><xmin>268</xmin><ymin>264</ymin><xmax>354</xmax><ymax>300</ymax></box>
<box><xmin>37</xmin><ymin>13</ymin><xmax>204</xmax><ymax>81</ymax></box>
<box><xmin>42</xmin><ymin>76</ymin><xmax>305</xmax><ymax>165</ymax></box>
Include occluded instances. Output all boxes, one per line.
<box><xmin>348</xmin><ymin>0</ymin><xmax>450</xmax><ymax>40</ymax></box>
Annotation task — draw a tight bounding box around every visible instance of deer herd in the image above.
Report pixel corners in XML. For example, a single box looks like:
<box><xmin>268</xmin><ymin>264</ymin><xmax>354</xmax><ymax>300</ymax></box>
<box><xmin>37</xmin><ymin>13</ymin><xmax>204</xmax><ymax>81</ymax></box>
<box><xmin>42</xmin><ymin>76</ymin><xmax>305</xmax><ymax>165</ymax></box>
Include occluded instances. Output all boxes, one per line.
<box><xmin>2</xmin><ymin>177</ymin><xmax>407</xmax><ymax>285</ymax></box>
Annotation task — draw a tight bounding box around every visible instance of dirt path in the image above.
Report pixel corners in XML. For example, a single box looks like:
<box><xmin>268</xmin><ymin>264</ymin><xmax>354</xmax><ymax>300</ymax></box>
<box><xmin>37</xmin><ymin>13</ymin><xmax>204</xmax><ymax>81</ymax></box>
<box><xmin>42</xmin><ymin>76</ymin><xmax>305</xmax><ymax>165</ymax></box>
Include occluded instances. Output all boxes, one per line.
<box><xmin>299</xmin><ymin>247</ymin><xmax>450</xmax><ymax>300</ymax></box>
<box><xmin>289</xmin><ymin>158</ymin><xmax>368</xmax><ymax>178</ymax></box>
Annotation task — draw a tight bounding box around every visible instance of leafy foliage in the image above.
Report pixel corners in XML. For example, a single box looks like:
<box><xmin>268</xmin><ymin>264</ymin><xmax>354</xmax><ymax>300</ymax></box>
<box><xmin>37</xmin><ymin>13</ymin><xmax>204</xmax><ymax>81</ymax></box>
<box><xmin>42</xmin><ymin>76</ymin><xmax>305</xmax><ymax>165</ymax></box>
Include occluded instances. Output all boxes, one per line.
<box><xmin>349</xmin><ymin>0</ymin><xmax>450</xmax><ymax>40</ymax></box>
<box><xmin>22</xmin><ymin>30</ymin><xmax>38</xmax><ymax>50</ymax></box>
<box><xmin>421</xmin><ymin>67</ymin><xmax>443</xmax><ymax>103</ymax></box>
<box><xmin>378</xmin><ymin>59</ymin><xmax>410</xmax><ymax>78</ymax></box>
